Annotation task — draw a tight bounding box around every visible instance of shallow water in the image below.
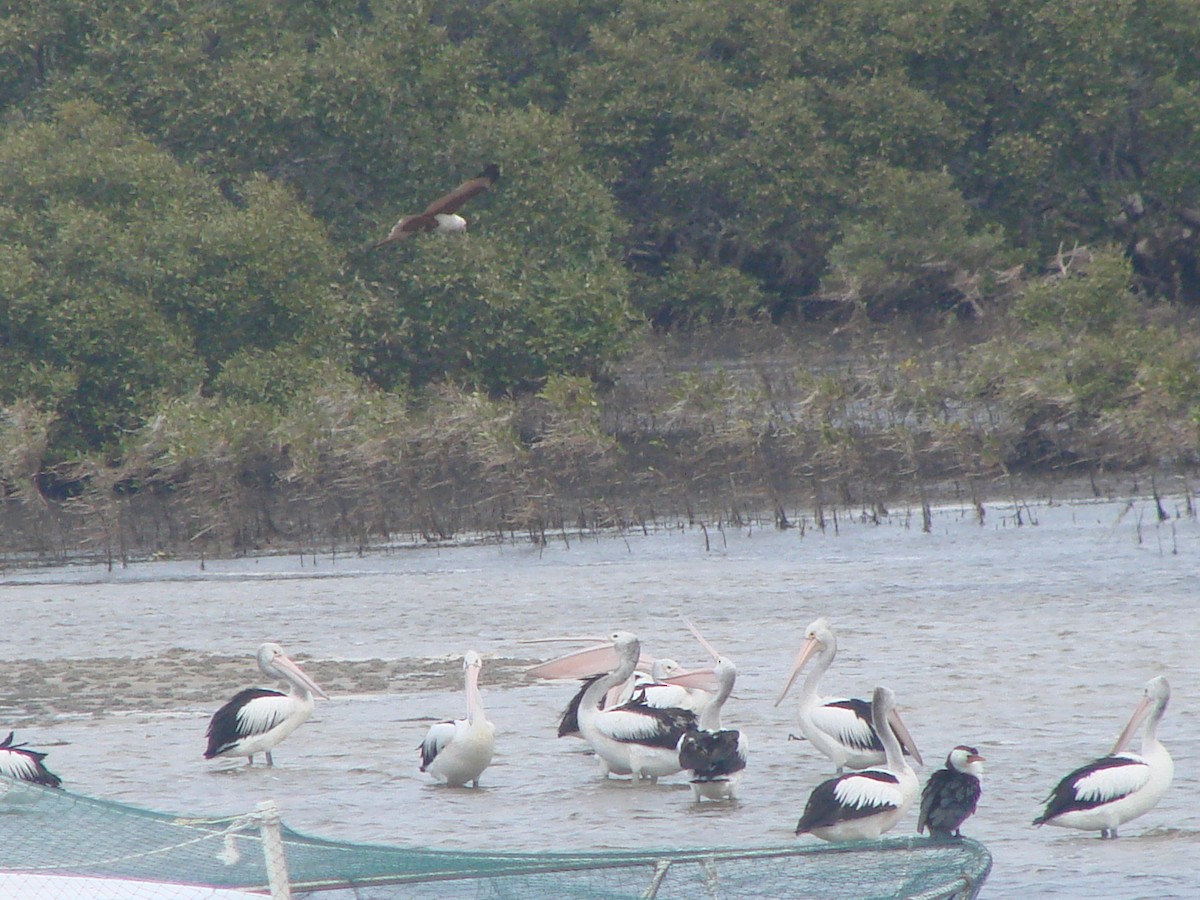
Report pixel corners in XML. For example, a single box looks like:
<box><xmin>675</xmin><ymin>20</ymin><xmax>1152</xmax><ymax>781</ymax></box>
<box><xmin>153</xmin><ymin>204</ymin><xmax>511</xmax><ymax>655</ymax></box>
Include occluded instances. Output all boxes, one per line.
<box><xmin>2</xmin><ymin>495</ymin><xmax>1198</xmax><ymax>897</ymax></box>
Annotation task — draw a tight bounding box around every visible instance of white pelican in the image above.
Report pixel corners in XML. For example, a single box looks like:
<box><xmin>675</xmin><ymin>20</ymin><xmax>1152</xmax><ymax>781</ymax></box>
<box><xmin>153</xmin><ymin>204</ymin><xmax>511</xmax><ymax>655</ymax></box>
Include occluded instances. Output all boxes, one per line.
<box><xmin>795</xmin><ymin>686</ymin><xmax>920</xmax><ymax>841</ymax></box>
<box><xmin>204</xmin><ymin>642</ymin><xmax>328</xmax><ymax>767</ymax></box>
<box><xmin>624</xmin><ymin>658</ymin><xmax>713</xmax><ymax>714</ymax></box>
<box><xmin>776</xmin><ymin>617</ymin><xmax>922</xmax><ymax>773</ymax></box>
<box><xmin>1033</xmin><ymin>675</ymin><xmax>1173</xmax><ymax>838</ymax></box>
<box><xmin>0</xmin><ymin>732</ymin><xmax>62</xmax><ymax>788</ymax></box>
<box><xmin>419</xmin><ymin>651</ymin><xmax>495</xmax><ymax>788</ymax></box>
<box><xmin>671</xmin><ymin>618</ymin><xmax>748</xmax><ymax>801</ymax></box>
<box><xmin>675</xmin><ymin>657</ymin><xmax>747</xmax><ymax>801</ymax></box>
<box><xmin>529</xmin><ymin>632</ymin><xmax>697</xmax><ymax>783</ymax></box>
<box><xmin>919</xmin><ymin>746</ymin><xmax>984</xmax><ymax>838</ymax></box>
<box><xmin>556</xmin><ymin>658</ymin><xmax>704</xmax><ymax>738</ymax></box>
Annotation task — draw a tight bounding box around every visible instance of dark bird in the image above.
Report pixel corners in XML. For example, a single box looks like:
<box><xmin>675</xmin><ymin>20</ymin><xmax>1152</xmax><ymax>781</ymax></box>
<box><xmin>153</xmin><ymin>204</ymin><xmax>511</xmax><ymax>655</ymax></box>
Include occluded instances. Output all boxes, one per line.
<box><xmin>205</xmin><ymin>642</ymin><xmax>328</xmax><ymax>767</ymax></box>
<box><xmin>0</xmin><ymin>731</ymin><xmax>62</xmax><ymax>788</ymax></box>
<box><xmin>1033</xmin><ymin>675</ymin><xmax>1172</xmax><ymax>838</ymax></box>
<box><xmin>919</xmin><ymin>745</ymin><xmax>984</xmax><ymax>838</ymax></box>
<box><xmin>678</xmin><ymin>728</ymin><xmax>748</xmax><ymax>801</ymax></box>
<box><xmin>369</xmin><ymin>164</ymin><xmax>500</xmax><ymax>248</ymax></box>
<box><xmin>672</xmin><ymin>622</ymin><xmax>747</xmax><ymax>801</ymax></box>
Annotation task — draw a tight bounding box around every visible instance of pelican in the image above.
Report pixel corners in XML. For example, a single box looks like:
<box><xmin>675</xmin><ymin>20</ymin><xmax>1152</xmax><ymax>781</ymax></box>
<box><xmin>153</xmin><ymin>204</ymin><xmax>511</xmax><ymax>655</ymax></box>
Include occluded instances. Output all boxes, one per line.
<box><xmin>675</xmin><ymin>657</ymin><xmax>747</xmax><ymax>801</ymax></box>
<box><xmin>919</xmin><ymin>746</ymin><xmax>984</xmax><ymax>838</ymax></box>
<box><xmin>795</xmin><ymin>686</ymin><xmax>920</xmax><ymax>841</ymax></box>
<box><xmin>776</xmin><ymin>617</ymin><xmax>922</xmax><ymax>773</ymax></box>
<box><xmin>556</xmin><ymin>658</ymin><xmax>707</xmax><ymax>738</ymax></box>
<box><xmin>204</xmin><ymin>642</ymin><xmax>328</xmax><ymax>767</ymax></box>
<box><xmin>671</xmin><ymin>618</ymin><xmax>748</xmax><ymax>801</ymax></box>
<box><xmin>624</xmin><ymin>658</ymin><xmax>713</xmax><ymax>713</ymax></box>
<box><xmin>529</xmin><ymin>632</ymin><xmax>696</xmax><ymax>783</ymax></box>
<box><xmin>419</xmin><ymin>651</ymin><xmax>495</xmax><ymax>788</ymax></box>
<box><xmin>1033</xmin><ymin>675</ymin><xmax>1172</xmax><ymax>838</ymax></box>
<box><xmin>0</xmin><ymin>732</ymin><xmax>62</xmax><ymax>788</ymax></box>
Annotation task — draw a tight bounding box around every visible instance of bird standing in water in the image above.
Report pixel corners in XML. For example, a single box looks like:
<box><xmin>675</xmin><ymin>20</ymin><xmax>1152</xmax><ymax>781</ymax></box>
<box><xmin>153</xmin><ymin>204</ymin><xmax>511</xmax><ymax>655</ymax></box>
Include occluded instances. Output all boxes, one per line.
<box><xmin>794</xmin><ymin>686</ymin><xmax>920</xmax><ymax>841</ymax></box>
<box><xmin>675</xmin><ymin>618</ymin><xmax>748</xmax><ymax>802</ymax></box>
<box><xmin>205</xmin><ymin>642</ymin><xmax>328</xmax><ymax>767</ymax></box>
<box><xmin>777</xmin><ymin>617</ymin><xmax>922</xmax><ymax>774</ymax></box>
<box><xmin>919</xmin><ymin>746</ymin><xmax>984</xmax><ymax>838</ymax></box>
<box><xmin>419</xmin><ymin>651</ymin><xmax>495</xmax><ymax>788</ymax></box>
<box><xmin>1033</xmin><ymin>675</ymin><xmax>1172</xmax><ymax>838</ymax></box>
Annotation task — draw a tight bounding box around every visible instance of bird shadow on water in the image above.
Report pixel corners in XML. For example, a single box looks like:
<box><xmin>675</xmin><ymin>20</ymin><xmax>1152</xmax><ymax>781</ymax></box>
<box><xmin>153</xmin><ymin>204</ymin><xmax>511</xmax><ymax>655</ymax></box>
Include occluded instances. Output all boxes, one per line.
<box><xmin>206</xmin><ymin>764</ymin><xmax>253</xmax><ymax>776</ymax></box>
<box><xmin>1090</xmin><ymin>825</ymin><xmax>1200</xmax><ymax>843</ymax></box>
<box><xmin>682</xmin><ymin>799</ymin><xmax>743</xmax><ymax>818</ymax></box>
<box><xmin>418</xmin><ymin>781</ymin><xmax>493</xmax><ymax>792</ymax></box>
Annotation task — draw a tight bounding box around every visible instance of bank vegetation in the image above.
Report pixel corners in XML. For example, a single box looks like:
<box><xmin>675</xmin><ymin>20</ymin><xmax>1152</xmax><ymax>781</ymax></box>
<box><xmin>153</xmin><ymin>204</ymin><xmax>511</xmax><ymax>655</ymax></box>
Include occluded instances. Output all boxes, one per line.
<box><xmin>1</xmin><ymin>0</ymin><xmax>1198</xmax><ymax>559</ymax></box>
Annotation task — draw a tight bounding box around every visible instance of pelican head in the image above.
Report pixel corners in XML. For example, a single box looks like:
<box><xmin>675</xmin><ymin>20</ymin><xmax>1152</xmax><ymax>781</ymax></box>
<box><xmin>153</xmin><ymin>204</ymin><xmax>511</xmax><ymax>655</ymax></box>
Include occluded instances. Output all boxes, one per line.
<box><xmin>526</xmin><ymin>631</ymin><xmax>641</xmax><ymax>680</ymax></box>
<box><xmin>871</xmin><ymin>686</ymin><xmax>923</xmax><ymax>767</ymax></box>
<box><xmin>1112</xmin><ymin>675</ymin><xmax>1170</xmax><ymax>754</ymax></box>
<box><xmin>651</xmin><ymin>658</ymin><xmax>683</xmax><ymax>679</ymax></box>
<box><xmin>775</xmin><ymin>616</ymin><xmax>835</xmax><ymax>706</ymax></box>
<box><xmin>257</xmin><ymin>642</ymin><xmax>329</xmax><ymax>700</ymax></box>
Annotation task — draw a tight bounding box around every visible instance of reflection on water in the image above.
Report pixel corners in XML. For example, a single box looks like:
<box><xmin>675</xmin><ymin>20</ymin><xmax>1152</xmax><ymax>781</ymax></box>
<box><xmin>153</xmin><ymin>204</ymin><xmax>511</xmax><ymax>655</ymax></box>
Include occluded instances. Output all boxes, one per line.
<box><xmin>3</xmin><ymin>495</ymin><xmax>1199</xmax><ymax>897</ymax></box>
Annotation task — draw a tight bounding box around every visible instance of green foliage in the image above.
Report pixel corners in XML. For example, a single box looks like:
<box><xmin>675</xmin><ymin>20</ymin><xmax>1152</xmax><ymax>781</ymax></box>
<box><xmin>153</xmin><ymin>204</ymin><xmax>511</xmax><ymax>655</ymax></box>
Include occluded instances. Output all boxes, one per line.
<box><xmin>352</xmin><ymin>232</ymin><xmax>634</xmax><ymax>394</ymax></box>
<box><xmin>31</xmin><ymin>0</ymin><xmax>486</xmax><ymax>235</ymax></box>
<box><xmin>535</xmin><ymin>373</ymin><xmax>615</xmax><ymax>459</ymax></box>
<box><xmin>966</xmin><ymin>247</ymin><xmax>1200</xmax><ymax>466</ymax></box>
<box><xmin>2</xmin><ymin>0</ymin><xmax>1200</xmax><ymax>474</ymax></box>
<box><xmin>181</xmin><ymin>175</ymin><xmax>345</xmax><ymax>372</ymax></box>
<box><xmin>635</xmin><ymin>262</ymin><xmax>772</xmax><ymax>327</ymax></box>
<box><xmin>438</xmin><ymin>0</ymin><xmax>616</xmax><ymax>109</ymax></box>
<box><xmin>212</xmin><ymin>351</ymin><xmax>358</xmax><ymax>409</ymax></box>
<box><xmin>823</xmin><ymin>165</ymin><xmax>1008</xmax><ymax>315</ymax></box>
<box><xmin>352</xmin><ymin>106</ymin><xmax>636</xmax><ymax>394</ymax></box>
<box><xmin>0</xmin><ymin>400</ymin><xmax>56</xmax><ymax>496</ymax></box>
<box><xmin>1011</xmin><ymin>247</ymin><xmax>1138</xmax><ymax>335</ymax></box>
<box><xmin>0</xmin><ymin>100</ymin><xmax>345</xmax><ymax>455</ymax></box>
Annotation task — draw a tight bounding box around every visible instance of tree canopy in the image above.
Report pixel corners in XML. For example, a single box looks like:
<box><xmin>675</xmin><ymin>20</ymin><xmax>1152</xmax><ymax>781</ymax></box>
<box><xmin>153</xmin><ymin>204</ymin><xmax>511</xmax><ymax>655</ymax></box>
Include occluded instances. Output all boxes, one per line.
<box><xmin>1</xmin><ymin>0</ymin><xmax>1199</xmax><ymax>467</ymax></box>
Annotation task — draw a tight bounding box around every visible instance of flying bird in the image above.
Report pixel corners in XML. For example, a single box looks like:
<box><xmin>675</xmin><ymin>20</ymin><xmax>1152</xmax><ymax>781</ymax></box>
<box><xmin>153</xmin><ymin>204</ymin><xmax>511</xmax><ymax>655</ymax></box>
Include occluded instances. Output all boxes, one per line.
<box><xmin>369</xmin><ymin>164</ymin><xmax>500</xmax><ymax>248</ymax></box>
<box><xmin>1033</xmin><ymin>675</ymin><xmax>1172</xmax><ymax>838</ymax></box>
<box><xmin>204</xmin><ymin>642</ymin><xmax>328</xmax><ymax>767</ymax></box>
<box><xmin>0</xmin><ymin>732</ymin><xmax>62</xmax><ymax>788</ymax></box>
<box><xmin>419</xmin><ymin>651</ymin><xmax>495</xmax><ymax>788</ymax></box>
<box><xmin>919</xmin><ymin>745</ymin><xmax>984</xmax><ymax>838</ymax></box>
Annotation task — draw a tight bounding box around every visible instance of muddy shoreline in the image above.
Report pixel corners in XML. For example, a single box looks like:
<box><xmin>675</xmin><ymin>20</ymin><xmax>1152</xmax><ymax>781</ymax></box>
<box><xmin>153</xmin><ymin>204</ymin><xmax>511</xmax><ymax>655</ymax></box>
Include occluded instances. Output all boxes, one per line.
<box><xmin>3</xmin><ymin>475</ymin><xmax>1193</xmax><ymax>728</ymax></box>
<box><xmin>0</xmin><ymin>653</ymin><xmax>539</xmax><ymax>726</ymax></box>
<box><xmin>2</xmin><ymin>469</ymin><xmax>1191</xmax><ymax>574</ymax></box>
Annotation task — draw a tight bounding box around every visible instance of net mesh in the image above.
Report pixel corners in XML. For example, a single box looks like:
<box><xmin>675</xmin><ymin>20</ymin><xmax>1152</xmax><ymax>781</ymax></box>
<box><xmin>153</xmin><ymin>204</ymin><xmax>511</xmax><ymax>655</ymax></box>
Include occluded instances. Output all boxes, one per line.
<box><xmin>0</xmin><ymin>777</ymin><xmax>991</xmax><ymax>899</ymax></box>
